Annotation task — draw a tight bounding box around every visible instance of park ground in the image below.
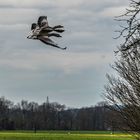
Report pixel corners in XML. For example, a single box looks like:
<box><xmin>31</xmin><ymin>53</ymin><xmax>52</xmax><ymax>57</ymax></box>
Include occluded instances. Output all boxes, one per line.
<box><xmin>0</xmin><ymin>131</ymin><xmax>135</xmax><ymax>140</ymax></box>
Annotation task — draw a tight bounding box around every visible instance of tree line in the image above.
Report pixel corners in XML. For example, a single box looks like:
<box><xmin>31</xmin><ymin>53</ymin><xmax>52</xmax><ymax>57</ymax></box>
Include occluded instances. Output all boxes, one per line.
<box><xmin>0</xmin><ymin>96</ymin><xmax>121</xmax><ymax>131</ymax></box>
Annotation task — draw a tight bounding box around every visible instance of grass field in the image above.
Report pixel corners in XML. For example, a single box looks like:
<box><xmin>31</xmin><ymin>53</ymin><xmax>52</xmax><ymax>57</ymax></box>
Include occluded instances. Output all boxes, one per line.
<box><xmin>0</xmin><ymin>131</ymin><xmax>135</xmax><ymax>140</ymax></box>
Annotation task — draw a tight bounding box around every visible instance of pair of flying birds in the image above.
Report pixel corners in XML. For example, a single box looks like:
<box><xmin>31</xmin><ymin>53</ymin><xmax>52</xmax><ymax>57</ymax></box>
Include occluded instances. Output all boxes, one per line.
<box><xmin>27</xmin><ymin>16</ymin><xmax>67</xmax><ymax>50</ymax></box>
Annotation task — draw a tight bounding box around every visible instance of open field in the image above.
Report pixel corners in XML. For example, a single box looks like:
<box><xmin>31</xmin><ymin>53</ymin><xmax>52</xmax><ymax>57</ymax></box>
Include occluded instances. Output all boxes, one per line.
<box><xmin>0</xmin><ymin>131</ymin><xmax>135</xmax><ymax>140</ymax></box>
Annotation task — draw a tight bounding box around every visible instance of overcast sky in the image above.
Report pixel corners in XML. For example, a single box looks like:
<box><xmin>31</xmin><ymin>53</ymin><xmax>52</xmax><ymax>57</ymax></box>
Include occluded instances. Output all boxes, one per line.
<box><xmin>0</xmin><ymin>0</ymin><xmax>129</xmax><ymax>108</ymax></box>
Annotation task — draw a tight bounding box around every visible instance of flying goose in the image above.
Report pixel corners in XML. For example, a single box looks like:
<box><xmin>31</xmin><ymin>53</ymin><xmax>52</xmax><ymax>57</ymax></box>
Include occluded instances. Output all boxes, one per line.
<box><xmin>27</xmin><ymin>16</ymin><xmax>67</xmax><ymax>50</ymax></box>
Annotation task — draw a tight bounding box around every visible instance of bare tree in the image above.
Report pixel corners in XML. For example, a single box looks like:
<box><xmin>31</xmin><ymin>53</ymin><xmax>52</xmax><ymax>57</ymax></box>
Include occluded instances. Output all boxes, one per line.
<box><xmin>105</xmin><ymin>0</ymin><xmax>140</xmax><ymax>139</ymax></box>
<box><xmin>105</xmin><ymin>52</ymin><xmax>140</xmax><ymax>131</ymax></box>
<box><xmin>115</xmin><ymin>0</ymin><xmax>140</xmax><ymax>56</ymax></box>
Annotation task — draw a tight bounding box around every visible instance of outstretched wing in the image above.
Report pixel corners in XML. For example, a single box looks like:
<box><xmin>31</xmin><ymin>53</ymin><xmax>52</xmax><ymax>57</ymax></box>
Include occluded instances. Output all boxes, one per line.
<box><xmin>38</xmin><ymin>36</ymin><xmax>66</xmax><ymax>50</ymax></box>
<box><xmin>53</xmin><ymin>25</ymin><xmax>64</xmax><ymax>29</ymax></box>
<box><xmin>37</xmin><ymin>16</ymin><xmax>48</xmax><ymax>28</ymax></box>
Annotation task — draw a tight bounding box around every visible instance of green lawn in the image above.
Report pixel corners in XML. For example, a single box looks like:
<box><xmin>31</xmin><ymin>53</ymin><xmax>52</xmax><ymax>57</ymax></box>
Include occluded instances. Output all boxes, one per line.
<box><xmin>0</xmin><ymin>131</ymin><xmax>135</xmax><ymax>140</ymax></box>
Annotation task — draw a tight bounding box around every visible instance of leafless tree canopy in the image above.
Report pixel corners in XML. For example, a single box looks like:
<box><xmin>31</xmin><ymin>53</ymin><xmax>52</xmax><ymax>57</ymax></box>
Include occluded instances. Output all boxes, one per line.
<box><xmin>105</xmin><ymin>52</ymin><xmax>140</xmax><ymax>133</ymax></box>
<box><xmin>105</xmin><ymin>0</ymin><xmax>140</xmax><ymax>137</ymax></box>
<box><xmin>115</xmin><ymin>0</ymin><xmax>140</xmax><ymax>56</ymax></box>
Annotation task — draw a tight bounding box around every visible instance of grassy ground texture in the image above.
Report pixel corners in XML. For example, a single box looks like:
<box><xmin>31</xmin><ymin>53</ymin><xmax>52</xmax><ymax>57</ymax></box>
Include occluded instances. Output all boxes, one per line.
<box><xmin>0</xmin><ymin>131</ymin><xmax>135</xmax><ymax>140</ymax></box>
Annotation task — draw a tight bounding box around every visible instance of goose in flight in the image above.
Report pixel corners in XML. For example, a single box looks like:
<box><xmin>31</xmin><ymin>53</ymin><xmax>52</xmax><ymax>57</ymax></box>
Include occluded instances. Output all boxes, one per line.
<box><xmin>27</xmin><ymin>16</ymin><xmax>67</xmax><ymax>50</ymax></box>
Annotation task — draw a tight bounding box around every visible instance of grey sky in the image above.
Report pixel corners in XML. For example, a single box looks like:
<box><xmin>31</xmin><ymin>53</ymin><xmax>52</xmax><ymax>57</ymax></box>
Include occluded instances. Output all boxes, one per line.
<box><xmin>0</xmin><ymin>0</ymin><xmax>129</xmax><ymax>107</ymax></box>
